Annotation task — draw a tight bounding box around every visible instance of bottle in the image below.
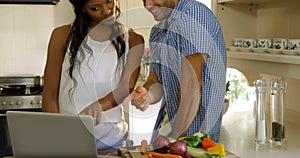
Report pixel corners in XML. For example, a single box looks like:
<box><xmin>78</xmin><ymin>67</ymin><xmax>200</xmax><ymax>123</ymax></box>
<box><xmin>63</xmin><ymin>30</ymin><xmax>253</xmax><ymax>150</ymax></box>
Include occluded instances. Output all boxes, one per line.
<box><xmin>269</xmin><ymin>77</ymin><xmax>287</xmax><ymax>150</ymax></box>
<box><xmin>254</xmin><ymin>77</ymin><xmax>269</xmax><ymax>150</ymax></box>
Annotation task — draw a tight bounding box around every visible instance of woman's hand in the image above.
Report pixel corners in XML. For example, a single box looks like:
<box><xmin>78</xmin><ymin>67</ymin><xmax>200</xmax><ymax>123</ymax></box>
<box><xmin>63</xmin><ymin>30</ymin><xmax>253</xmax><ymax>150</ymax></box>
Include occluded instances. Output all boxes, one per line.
<box><xmin>123</xmin><ymin>86</ymin><xmax>151</xmax><ymax>111</ymax></box>
<box><xmin>79</xmin><ymin>101</ymin><xmax>102</xmax><ymax>125</ymax></box>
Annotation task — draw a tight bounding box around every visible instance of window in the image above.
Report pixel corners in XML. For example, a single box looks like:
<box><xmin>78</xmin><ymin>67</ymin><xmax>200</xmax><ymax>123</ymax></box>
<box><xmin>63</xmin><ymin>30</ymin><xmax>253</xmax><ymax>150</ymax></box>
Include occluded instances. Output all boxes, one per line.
<box><xmin>226</xmin><ymin>68</ymin><xmax>255</xmax><ymax>113</ymax></box>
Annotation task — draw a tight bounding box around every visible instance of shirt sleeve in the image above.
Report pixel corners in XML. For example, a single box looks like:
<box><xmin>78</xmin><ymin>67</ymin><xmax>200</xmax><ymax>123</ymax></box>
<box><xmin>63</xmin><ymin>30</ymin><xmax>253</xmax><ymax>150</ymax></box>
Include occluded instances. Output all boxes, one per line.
<box><xmin>178</xmin><ymin>8</ymin><xmax>217</xmax><ymax>58</ymax></box>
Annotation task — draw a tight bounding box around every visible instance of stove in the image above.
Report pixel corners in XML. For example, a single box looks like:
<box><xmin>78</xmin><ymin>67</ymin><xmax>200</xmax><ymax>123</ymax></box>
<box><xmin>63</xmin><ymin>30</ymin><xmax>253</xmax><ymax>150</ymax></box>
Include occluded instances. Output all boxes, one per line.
<box><xmin>0</xmin><ymin>76</ymin><xmax>43</xmax><ymax>156</ymax></box>
<box><xmin>0</xmin><ymin>76</ymin><xmax>43</xmax><ymax>112</ymax></box>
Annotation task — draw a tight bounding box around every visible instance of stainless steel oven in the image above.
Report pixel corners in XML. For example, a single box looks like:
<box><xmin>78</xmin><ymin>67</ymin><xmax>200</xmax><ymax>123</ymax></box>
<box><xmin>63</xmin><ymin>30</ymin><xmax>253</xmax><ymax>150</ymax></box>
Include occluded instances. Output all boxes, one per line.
<box><xmin>0</xmin><ymin>76</ymin><xmax>43</xmax><ymax>157</ymax></box>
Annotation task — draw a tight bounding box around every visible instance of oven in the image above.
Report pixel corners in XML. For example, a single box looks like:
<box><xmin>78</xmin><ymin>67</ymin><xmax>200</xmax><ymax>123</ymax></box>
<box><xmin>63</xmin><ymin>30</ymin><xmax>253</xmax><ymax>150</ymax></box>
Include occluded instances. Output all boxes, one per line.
<box><xmin>0</xmin><ymin>76</ymin><xmax>43</xmax><ymax>157</ymax></box>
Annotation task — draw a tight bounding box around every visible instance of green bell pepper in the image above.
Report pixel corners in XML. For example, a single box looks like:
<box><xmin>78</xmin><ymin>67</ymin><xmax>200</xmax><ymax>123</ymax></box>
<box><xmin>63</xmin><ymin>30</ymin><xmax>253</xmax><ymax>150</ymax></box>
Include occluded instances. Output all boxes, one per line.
<box><xmin>178</xmin><ymin>135</ymin><xmax>202</xmax><ymax>148</ymax></box>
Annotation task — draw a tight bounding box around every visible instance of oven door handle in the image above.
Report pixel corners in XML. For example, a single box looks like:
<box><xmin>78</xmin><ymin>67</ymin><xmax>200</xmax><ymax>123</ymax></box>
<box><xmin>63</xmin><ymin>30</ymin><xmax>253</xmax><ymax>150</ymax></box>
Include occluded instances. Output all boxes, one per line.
<box><xmin>0</xmin><ymin>113</ymin><xmax>7</xmax><ymax>117</ymax></box>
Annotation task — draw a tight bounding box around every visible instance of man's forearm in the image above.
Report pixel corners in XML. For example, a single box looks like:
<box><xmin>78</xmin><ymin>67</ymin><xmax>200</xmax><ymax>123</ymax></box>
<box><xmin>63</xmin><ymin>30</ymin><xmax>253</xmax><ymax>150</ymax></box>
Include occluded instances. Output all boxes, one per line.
<box><xmin>143</xmin><ymin>72</ymin><xmax>163</xmax><ymax>104</ymax></box>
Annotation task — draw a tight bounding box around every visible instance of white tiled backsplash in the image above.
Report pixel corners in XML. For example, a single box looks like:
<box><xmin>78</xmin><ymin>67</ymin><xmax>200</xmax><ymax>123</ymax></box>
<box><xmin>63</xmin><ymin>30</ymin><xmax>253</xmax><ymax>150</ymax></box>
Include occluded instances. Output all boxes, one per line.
<box><xmin>0</xmin><ymin>0</ymin><xmax>75</xmax><ymax>77</ymax></box>
<box><xmin>0</xmin><ymin>5</ymin><xmax>55</xmax><ymax>76</ymax></box>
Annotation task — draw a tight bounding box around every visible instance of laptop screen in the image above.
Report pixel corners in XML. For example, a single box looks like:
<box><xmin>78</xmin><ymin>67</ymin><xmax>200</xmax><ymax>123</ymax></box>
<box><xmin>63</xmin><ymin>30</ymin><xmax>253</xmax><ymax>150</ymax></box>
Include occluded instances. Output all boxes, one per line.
<box><xmin>7</xmin><ymin>111</ymin><xmax>98</xmax><ymax>158</ymax></box>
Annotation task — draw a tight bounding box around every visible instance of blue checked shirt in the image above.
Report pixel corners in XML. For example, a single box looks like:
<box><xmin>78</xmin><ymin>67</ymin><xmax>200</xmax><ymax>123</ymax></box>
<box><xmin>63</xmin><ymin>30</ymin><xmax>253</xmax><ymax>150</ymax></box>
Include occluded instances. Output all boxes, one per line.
<box><xmin>149</xmin><ymin>0</ymin><xmax>227</xmax><ymax>142</ymax></box>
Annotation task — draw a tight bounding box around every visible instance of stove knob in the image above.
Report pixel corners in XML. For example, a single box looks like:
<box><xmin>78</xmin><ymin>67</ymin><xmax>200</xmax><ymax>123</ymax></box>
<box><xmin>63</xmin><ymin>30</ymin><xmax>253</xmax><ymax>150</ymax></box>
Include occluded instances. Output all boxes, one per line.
<box><xmin>1</xmin><ymin>101</ymin><xmax>6</xmax><ymax>105</ymax></box>
<box><xmin>36</xmin><ymin>100</ymin><xmax>42</xmax><ymax>108</ymax></box>
<box><xmin>9</xmin><ymin>101</ymin><xmax>14</xmax><ymax>105</ymax></box>
<box><xmin>16</xmin><ymin>101</ymin><xmax>22</xmax><ymax>105</ymax></box>
<box><xmin>30</xmin><ymin>100</ymin><xmax>36</xmax><ymax>105</ymax></box>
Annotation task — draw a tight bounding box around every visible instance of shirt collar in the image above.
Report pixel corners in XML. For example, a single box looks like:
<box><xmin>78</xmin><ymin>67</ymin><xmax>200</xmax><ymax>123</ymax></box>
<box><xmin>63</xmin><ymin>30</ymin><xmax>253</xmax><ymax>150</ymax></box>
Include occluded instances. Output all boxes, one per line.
<box><xmin>167</xmin><ymin>0</ymin><xmax>193</xmax><ymax>24</ymax></box>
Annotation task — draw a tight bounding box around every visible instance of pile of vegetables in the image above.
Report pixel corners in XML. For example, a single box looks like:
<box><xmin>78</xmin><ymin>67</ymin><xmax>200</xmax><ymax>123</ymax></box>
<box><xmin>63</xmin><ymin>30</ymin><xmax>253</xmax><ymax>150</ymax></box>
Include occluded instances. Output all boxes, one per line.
<box><xmin>151</xmin><ymin>130</ymin><xmax>226</xmax><ymax>158</ymax></box>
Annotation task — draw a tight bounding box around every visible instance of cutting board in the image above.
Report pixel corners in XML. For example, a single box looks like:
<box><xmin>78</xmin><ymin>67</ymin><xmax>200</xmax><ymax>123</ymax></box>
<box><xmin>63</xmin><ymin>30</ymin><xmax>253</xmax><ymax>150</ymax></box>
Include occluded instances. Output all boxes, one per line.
<box><xmin>118</xmin><ymin>146</ymin><xmax>240</xmax><ymax>158</ymax></box>
<box><xmin>118</xmin><ymin>146</ymin><xmax>150</xmax><ymax>158</ymax></box>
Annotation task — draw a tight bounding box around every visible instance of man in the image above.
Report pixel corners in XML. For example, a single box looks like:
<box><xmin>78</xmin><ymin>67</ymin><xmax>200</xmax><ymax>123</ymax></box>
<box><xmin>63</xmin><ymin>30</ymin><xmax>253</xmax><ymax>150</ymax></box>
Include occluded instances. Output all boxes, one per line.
<box><xmin>124</xmin><ymin>0</ymin><xmax>227</xmax><ymax>142</ymax></box>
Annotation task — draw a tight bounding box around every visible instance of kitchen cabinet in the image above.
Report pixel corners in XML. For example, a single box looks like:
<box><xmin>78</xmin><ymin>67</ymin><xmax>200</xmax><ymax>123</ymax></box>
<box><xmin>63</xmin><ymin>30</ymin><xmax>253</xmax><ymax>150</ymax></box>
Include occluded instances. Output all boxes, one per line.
<box><xmin>215</xmin><ymin>2</ymin><xmax>300</xmax><ymax>155</ymax></box>
<box><xmin>215</xmin><ymin>0</ymin><xmax>300</xmax><ymax>80</ymax></box>
<box><xmin>214</xmin><ymin>0</ymin><xmax>300</xmax><ymax>115</ymax></box>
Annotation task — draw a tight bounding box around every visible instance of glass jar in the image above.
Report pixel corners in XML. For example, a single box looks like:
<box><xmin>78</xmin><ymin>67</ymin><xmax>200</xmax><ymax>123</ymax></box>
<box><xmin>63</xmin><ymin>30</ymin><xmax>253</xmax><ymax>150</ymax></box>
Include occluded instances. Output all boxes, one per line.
<box><xmin>269</xmin><ymin>78</ymin><xmax>287</xmax><ymax>150</ymax></box>
<box><xmin>254</xmin><ymin>77</ymin><xmax>269</xmax><ymax>150</ymax></box>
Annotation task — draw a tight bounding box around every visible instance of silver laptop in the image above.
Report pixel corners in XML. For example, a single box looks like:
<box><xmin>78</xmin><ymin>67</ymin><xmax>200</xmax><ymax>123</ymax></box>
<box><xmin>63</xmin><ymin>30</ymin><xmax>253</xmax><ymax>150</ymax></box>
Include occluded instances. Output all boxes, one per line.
<box><xmin>6</xmin><ymin>111</ymin><xmax>117</xmax><ymax>158</ymax></box>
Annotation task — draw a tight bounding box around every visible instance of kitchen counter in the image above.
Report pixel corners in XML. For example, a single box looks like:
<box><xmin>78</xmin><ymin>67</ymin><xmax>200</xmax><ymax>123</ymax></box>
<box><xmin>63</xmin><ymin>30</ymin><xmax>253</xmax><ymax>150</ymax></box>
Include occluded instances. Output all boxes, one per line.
<box><xmin>4</xmin><ymin>103</ymin><xmax>299</xmax><ymax>158</ymax></box>
<box><xmin>219</xmin><ymin>104</ymin><xmax>300</xmax><ymax>158</ymax></box>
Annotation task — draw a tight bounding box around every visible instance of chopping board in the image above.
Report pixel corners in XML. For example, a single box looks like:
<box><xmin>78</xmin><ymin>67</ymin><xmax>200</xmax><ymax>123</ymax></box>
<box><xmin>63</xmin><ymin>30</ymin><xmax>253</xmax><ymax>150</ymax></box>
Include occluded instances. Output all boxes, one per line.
<box><xmin>118</xmin><ymin>146</ymin><xmax>151</xmax><ymax>158</ymax></box>
<box><xmin>118</xmin><ymin>146</ymin><xmax>240</xmax><ymax>158</ymax></box>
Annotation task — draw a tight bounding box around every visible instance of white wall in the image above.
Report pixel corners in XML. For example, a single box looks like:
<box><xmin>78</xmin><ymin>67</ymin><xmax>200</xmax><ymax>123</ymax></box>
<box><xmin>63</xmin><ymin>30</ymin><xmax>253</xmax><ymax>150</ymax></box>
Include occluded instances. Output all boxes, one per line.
<box><xmin>54</xmin><ymin>0</ymin><xmax>74</xmax><ymax>26</ymax></box>
<box><xmin>0</xmin><ymin>4</ymin><xmax>55</xmax><ymax>76</ymax></box>
<box><xmin>0</xmin><ymin>0</ymin><xmax>74</xmax><ymax>77</ymax></box>
<box><xmin>119</xmin><ymin>1</ymin><xmax>157</xmax><ymax>49</ymax></box>
<box><xmin>0</xmin><ymin>0</ymin><xmax>210</xmax><ymax>76</ymax></box>
<box><xmin>196</xmin><ymin>0</ymin><xmax>211</xmax><ymax>8</ymax></box>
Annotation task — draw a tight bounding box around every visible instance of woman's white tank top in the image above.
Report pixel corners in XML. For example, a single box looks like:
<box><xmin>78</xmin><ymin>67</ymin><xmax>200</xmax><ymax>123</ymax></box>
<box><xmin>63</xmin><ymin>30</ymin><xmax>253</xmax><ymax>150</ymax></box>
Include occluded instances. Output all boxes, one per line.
<box><xmin>58</xmin><ymin>27</ymin><xmax>129</xmax><ymax>149</ymax></box>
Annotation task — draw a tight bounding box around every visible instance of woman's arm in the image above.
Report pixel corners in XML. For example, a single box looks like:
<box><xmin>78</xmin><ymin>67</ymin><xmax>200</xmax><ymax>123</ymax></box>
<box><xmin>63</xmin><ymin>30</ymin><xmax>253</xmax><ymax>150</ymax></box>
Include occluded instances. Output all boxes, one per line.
<box><xmin>42</xmin><ymin>25</ymin><xmax>71</xmax><ymax>113</ymax></box>
<box><xmin>97</xmin><ymin>30</ymin><xmax>145</xmax><ymax>111</ymax></box>
<box><xmin>127</xmin><ymin>72</ymin><xmax>163</xmax><ymax>111</ymax></box>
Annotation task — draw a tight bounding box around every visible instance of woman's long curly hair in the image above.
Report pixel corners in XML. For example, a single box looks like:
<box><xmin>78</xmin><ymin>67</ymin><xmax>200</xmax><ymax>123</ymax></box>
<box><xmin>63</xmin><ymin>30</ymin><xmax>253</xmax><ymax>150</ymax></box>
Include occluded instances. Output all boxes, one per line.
<box><xmin>67</xmin><ymin>0</ymin><xmax>126</xmax><ymax>80</ymax></box>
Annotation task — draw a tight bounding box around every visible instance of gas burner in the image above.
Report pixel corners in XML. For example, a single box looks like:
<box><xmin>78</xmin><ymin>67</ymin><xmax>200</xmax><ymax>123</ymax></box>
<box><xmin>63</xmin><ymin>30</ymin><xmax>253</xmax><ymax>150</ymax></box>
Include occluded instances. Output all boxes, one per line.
<box><xmin>0</xmin><ymin>85</ymin><xmax>26</xmax><ymax>95</ymax></box>
<box><xmin>0</xmin><ymin>76</ymin><xmax>43</xmax><ymax>110</ymax></box>
<box><xmin>0</xmin><ymin>85</ymin><xmax>43</xmax><ymax>96</ymax></box>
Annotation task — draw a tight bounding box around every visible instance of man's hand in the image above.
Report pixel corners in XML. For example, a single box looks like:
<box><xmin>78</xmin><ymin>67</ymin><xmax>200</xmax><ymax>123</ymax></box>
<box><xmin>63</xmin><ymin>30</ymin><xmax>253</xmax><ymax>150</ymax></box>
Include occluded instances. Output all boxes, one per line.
<box><xmin>79</xmin><ymin>101</ymin><xmax>102</xmax><ymax>125</ymax></box>
<box><xmin>123</xmin><ymin>86</ymin><xmax>151</xmax><ymax>111</ymax></box>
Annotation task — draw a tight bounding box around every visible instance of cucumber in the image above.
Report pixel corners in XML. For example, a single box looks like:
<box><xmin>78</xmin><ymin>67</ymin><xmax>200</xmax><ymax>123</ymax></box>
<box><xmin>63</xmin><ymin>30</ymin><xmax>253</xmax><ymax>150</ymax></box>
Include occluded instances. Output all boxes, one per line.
<box><xmin>187</xmin><ymin>146</ymin><xmax>221</xmax><ymax>158</ymax></box>
<box><xmin>187</xmin><ymin>146</ymin><xmax>210</xmax><ymax>158</ymax></box>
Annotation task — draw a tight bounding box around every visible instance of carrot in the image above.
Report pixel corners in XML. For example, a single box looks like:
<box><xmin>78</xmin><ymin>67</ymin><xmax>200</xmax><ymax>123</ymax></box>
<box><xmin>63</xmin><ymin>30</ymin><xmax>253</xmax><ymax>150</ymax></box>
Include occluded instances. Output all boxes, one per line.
<box><xmin>148</xmin><ymin>152</ymin><xmax>183</xmax><ymax>158</ymax></box>
<box><xmin>202</xmin><ymin>137</ymin><xmax>217</xmax><ymax>150</ymax></box>
<box><xmin>140</xmin><ymin>139</ymin><xmax>148</xmax><ymax>155</ymax></box>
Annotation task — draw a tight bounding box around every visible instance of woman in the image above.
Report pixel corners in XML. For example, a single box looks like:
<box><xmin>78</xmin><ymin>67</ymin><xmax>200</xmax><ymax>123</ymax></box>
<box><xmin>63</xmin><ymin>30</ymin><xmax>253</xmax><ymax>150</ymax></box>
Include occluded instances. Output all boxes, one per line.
<box><xmin>42</xmin><ymin>0</ymin><xmax>144</xmax><ymax>150</ymax></box>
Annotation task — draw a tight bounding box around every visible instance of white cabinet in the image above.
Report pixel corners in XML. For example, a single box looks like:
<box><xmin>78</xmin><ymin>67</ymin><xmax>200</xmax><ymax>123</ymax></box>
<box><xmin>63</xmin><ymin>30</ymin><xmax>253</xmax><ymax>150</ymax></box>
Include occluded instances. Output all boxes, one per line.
<box><xmin>227</xmin><ymin>51</ymin><xmax>300</xmax><ymax>80</ymax></box>
<box><xmin>214</xmin><ymin>0</ymin><xmax>300</xmax><ymax>113</ymax></box>
<box><xmin>215</xmin><ymin>0</ymin><xmax>300</xmax><ymax>79</ymax></box>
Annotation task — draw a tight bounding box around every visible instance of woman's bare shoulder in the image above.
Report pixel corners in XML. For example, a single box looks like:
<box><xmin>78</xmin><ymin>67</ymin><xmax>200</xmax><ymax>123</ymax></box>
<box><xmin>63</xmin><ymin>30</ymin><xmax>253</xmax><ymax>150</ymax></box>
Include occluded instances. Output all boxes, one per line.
<box><xmin>48</xmin><ymin>25</ymin><xmax>73</xmax><ymax>56</ymax></box>
<box><xmin>49</xmin><ymin>25</ymin><xmax>72</xmax><ymax>49</ymax></box>
<box><xmin>128</xmin><ymin>29</ymin><xmax>144</xmax><ymax>47</ymax></box>
<box><xmin>52</xmin><ymin>24</ymin><xmax>72</xmax><ymax>37</ymax></box>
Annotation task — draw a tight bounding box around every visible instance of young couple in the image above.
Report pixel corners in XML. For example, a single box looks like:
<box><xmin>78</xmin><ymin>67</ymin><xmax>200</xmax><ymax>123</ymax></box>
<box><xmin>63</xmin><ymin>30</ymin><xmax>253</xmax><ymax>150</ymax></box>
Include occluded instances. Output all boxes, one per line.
<box><xmin>42</xmin><ymin>0</ymin><xmax>227</xmax><ymax>151</ymax></box>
